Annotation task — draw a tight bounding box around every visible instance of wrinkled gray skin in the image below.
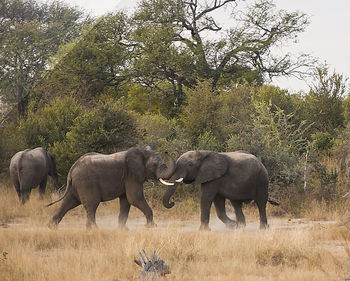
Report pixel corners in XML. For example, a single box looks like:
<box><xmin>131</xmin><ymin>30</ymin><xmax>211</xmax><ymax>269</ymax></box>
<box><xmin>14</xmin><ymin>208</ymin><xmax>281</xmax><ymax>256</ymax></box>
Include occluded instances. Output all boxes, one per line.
<box><xmin>162</xmin><ymin>150</ymin><xmax>269</xmax><ymax>230</ymax></box>
<box><xmin>48</xmin><ymin>147</ymin><xmax>175</xmax><ymax>229</ymax></box>
<box><xmin>9</xmin><ymin>147</ymin><xmax>59</xmax><ymax>204</ymax></box>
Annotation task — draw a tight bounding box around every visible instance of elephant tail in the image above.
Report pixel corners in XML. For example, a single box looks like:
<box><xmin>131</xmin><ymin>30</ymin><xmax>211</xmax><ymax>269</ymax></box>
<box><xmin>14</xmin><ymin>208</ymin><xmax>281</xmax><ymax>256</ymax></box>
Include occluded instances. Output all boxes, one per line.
<box><xmin>45</xmin><ymin>173</ymin><xmax>72</xmax><ymax>207</ymax></box>
<box><xmin>268</xmin><ymin>199</ymin><xmax>280</xmax><ymax>206</ymax></box>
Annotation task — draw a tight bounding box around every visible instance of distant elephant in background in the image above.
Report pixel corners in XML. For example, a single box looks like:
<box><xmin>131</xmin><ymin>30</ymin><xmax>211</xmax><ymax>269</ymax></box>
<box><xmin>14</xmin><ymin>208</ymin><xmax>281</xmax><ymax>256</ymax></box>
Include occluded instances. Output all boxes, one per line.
<box><xmin>161</xmin><ymin>150</ymin><xmax>277</xmax><ymax>230</ymax></box>
<box><xmin>9</xmin><ymin>147</ymin><xmax>59</xmax><ymax>204</ymax></box>
<box><xmin>47</xmin><ymin>147</ymin><xmax>176</xmax><ymax>229</ymax></box>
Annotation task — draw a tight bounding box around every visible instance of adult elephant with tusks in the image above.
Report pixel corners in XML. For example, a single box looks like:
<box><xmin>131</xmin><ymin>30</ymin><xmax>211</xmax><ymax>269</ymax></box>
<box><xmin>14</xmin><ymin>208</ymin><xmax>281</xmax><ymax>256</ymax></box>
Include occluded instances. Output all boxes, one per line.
<box><xmin>47</xmin><ymin>147</ymin><xmax>176</xmax><ymax>229</ymax></box>
<box><xmin>9</xmin><ymin>147</ymin><xmax>59</xmax><ymax>204</ymax></box>
<box><xmin>161</xmin><ymin>150</ymin><xmax>278</xmax><ymax>230</ymax></box>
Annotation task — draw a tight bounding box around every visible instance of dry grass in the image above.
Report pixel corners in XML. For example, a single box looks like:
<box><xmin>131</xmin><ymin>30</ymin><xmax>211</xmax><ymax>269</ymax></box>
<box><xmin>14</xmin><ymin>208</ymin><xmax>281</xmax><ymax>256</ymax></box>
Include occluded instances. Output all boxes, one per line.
<box><xmin>1</xmin><ymin>182</ymin><xmax>350</xmax><ymax>281</ymax></box>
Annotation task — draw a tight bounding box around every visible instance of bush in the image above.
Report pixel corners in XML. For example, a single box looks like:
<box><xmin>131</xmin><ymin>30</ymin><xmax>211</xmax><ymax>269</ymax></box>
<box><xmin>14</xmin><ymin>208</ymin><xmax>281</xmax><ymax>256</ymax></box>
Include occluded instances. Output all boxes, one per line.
<box><xmin>51</xmin><ymin>97</ymin><xmax>139</xmax><ymax>174</ymax></box>
<box><xmin>0</xmin><ymin>123</ymin><xmax>26</xmax><ymax>174</ymax></box>
<box><xmin>136</xmin><ymin>113</ymin><xmax>190</xmax><ymax>157</ymax></box>
<box><xmin>180</xmin><ymin>80</ymin><xmax>235</xmax><ymax>150</ymax></box>
<box><xmin>312</xmin><ymin>131</ymin><xmax>334</xmax><ymax>152</ymax></box>
<box><xmin>227</xmin><ymin>101</ymin><xmax>309</xmax><ymax>187</ymax></box>
<box><xmin>19</xmin><ymin>97</ymin><xmax>82</xmax><ymax>149</ymax></box>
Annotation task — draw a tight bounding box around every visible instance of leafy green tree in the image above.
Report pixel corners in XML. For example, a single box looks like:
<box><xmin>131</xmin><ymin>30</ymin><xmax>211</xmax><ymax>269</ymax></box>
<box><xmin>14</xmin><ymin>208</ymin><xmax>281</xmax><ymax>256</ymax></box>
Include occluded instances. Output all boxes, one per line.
<box><xmin>136</xmin><ymin>113</ymin><xmax>189</xmax><ymax>156</ymax></box>
<box><xmin>131</xmin><ymin>0</ymin><xmax>314</xmax><ymax>103</ymax></box>
<box><xmin>227</xmin><ymin>100</ymin><xmax>309</xmax><ymax>186</ymax></box>
<box><xmin>0</xmin><ymin>0</ymin><xmax>90</xmax><ymax>118</ymax></box>
<box><xmin>51</xmin><ymin>98</ymin><xmax>139</xmax><ymax>174</ymax></box>
<box><xmin>180</xmin><ymin>80</ymin><xmax>234</xmax><ymax>150</ymax></box>
<box><xmin>343</xmin><ymin>95</ymin><xmax>350</xmax><ymax>124</ymax></box>
<box><xmin>19</xmin><ymin>97</ymin><xmax>83</xmax><ymax>148</ymax></box>
<box><xmin>306</xmin><ymin>66</ymin><xmax>347</xmax><ymax>133</ymax></box>
<box><xmin>255</xmin><ymin>85</ymin><xmax>296</xmax><ymax>115</ymax></box>
<box><xmin>41</xmin><ymin>12</ymin><xmax>131</xmax><ymax>103</ymax></box>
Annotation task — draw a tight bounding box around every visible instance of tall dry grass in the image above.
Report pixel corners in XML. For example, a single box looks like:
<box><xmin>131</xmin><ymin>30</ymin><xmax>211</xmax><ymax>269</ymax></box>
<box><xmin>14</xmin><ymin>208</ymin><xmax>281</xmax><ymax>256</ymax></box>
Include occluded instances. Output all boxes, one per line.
<box><xmin>0</xmin><ymin>225</ymin><xmax>349</xmax><ymax>281</ymax></box>
<box><xmin>1</xmin><ymin>181</ymin><xmax>350</xmax><ymax>281</ymax></box>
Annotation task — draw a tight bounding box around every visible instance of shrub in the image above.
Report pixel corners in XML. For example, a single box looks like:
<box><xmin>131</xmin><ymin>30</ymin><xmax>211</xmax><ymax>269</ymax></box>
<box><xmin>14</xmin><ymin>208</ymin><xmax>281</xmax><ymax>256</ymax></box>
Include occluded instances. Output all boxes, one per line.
<box><xmin>18</xmin><ymin>97</ymin><xmax>82</xmax><ymax>149</ymax></box>
<box><xmin>180</xmin><ymin>80</ymin><xmax>234</xmax><ymax>150</ymax></box>
<box><xmin>51</xmin><ymin>97</ymin><xmax>139</xmax><ymax>174</ymax></box>
<box><xmin>227</xmin><ymin>101</ymin><xmax>309</xmax><ymax>187</ymax></box>
<box><xmin>136</xmin><ymin>113</ymin><xmax>190</xmax><ymax>157</ymax></box>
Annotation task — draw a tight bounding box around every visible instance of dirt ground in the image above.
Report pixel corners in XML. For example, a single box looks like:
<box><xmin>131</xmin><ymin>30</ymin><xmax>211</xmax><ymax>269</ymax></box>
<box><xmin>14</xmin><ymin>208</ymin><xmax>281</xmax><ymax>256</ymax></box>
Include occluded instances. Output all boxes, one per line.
<box><xmin>2</xmin><ymin>210</ymin><xmax>339</xmax><ymax>232</ymax></box>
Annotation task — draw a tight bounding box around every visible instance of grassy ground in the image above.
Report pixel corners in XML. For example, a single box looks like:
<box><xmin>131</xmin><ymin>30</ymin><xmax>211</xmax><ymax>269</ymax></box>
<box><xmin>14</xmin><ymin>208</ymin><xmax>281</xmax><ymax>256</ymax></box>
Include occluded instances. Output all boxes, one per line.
<box><xmin>0</xmin><ymin>182</ymin><xmax>350</xmax><ymax>281</ymax></box>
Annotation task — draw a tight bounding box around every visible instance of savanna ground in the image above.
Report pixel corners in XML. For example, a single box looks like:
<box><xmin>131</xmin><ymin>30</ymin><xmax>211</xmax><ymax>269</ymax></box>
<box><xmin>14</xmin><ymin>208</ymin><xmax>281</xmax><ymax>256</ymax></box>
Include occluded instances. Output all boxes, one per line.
<box><xmin>1</xmin><ymin>181</ymin><xmax>350</xmax><ymax>281</ymax></box>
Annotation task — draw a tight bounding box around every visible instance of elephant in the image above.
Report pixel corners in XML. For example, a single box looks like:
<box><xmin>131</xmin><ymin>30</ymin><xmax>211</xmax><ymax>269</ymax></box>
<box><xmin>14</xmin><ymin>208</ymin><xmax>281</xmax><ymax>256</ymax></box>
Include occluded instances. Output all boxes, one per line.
<box><xmin>9</xmin><ymin>147</ymin><xmax>59</xmax><ymax>204</ymax></box>
<box><xmin>47</xmin><ymin>147</ymin><xmax>175</xmax><ymax>229</ymax></box>
<box><xmin>161</xmin><ymin>150</ymin><xmax>277</xmax><ymax>230</ymax></box>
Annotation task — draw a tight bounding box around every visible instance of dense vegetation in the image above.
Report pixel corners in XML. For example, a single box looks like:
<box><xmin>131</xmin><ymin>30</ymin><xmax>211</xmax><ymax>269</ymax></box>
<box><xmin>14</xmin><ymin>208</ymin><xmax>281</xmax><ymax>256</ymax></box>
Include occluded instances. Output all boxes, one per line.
<box><xmin>1</xmin><ymin>0</ymin><xmax>349</xmax><ymax>213</ymax></box>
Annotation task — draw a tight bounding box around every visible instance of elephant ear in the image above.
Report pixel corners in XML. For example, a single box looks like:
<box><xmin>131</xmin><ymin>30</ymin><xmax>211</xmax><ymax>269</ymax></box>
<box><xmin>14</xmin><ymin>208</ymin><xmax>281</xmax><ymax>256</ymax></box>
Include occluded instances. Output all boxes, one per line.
<box><xmin>195</xmin><ymin>151</ymin><xmax>228</xmax><ymax>184</ymax></box>
<box><xmin>126</xmin><ymin>148</ymin><xmax>146</xmax><ymax>183</ymax></box>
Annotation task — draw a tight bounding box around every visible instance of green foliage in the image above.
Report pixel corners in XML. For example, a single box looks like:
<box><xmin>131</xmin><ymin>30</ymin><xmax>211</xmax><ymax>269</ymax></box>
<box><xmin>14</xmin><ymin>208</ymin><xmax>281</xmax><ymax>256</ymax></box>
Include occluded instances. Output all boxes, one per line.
<box><xmin>180</xmin><ymin>80</ymin><xmax>233</xmax><ymax>150</ymax></box>
<box><xmin>0</xmin><ymin>0</ymin><xmax>90</xmax><ymax>118</ymax></box>
<box><xmin>136</xmin><ymin>113</ymin><xmax>189</xmax><ymax>157</ymax></box>
<box><xmin>312</xmin><ymin>132</ymin><xmax>334</xmax><ymax>152</ymax></box>
<box><xmin>130</xmin><ymin>0</ymin><xmax>313</xmax><ymax>101</ymax></box>
<box><xmin>19</xmin><ymin>97</ymin><xmax>82</xmax><ymax>148</ymax></box>
<box><xmin>303</xmin><ymin>66</ymin><xmax>347</xmax><ymax>134</ymax></box>
<box><xmin>51</xmin><ymin>97</ymin><xmax>139</xmax><ymax>174</ymax></box>
<box><xmin>227</xmin><ymin>101</ymin><xmax>309</xmax><ymax>186</ymax></box>
<box><xmin>0</xmin><ymin>123</ymin><xmax>26</xmax><ymax>173</ymax></box>
<box><xmin>41</xmin><ymin>12</ymin><xmax>130</xmax><ymax>103</ymax></box>
<box><xmin>125</xmin><ymin>84</ymin><xmax>176</xmax><ymax>117</ymax></box>
<box><xmin>342</xmin><ymin>95</ymin><xmax>350</xmax><ymax>124</ymax></box>
<box><xmin>255</xmin><ymin>85</ymin><xmax>296</xmax><ymax>115</ymax></box>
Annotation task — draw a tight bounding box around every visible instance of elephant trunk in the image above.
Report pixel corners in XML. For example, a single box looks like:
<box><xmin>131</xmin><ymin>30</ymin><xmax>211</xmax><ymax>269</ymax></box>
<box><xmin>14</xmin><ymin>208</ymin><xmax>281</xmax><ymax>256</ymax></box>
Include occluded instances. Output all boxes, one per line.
<box><xmin>156</xmin><ymin>152</ymin><xmax>176</xmax><ymax>180</ymax></box>
<box><xmin>162</xmin><ymin>183</ymin><xmax>178</xmax><ymax>209</ymax></box>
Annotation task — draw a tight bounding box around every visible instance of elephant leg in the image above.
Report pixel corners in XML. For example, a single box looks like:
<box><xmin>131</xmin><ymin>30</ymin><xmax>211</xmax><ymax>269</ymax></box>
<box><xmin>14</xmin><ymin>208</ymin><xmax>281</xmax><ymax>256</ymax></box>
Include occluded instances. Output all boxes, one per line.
<box><xmin>126</xmin><ymin>182</ymin><xmax>155</xmax><ymax>228</ymax></box>
<box><xmin>39</xmin><ymin>176</ymin><xmax>47</xmax><ymax>199</ymax></box>
<box><xmin>48</xmin><ymin>193</ymin><xmax>80</xmax><ymax>228</ymax></box>
<box><xmin>256</xmin><ymin>199</ymin><xmax>268</xmax><ymax>229</ymax></box>
<box><xmin>20</xmin><ymin>185</ymin><xmax>32</xmax><ymax>205</ymax></box>
<box><xmin>118</xmin><ymin>194</ymin><xmax>131</xmax><ymax>229</ymax></box>
<box><xmin>83</xmin><ymin>200</ymin><xmax>99</xmax><ymax>229</ymax></box>
<box><xmin>12</xmin><ymin>178</ymin><xmax>21</xmax><ymax>201</ymax></box>
<box><xmin>130</xmin><ymin>197</ymin><xmax>155</xmax><ymax>227</ymax></box>
<box><xmin>213</xmin><ymin>195</ymin><xmax>235</xmax><ymax>229</ymax></box>
<box><xmin>230</xmin><ymin>200</ymin><xmax>246</xmax><ymax>227</ymax></box>
<box><xmin>199</xmin><ymin>185</ymin><xmax>217</xmax><ymax>231</ymax></box>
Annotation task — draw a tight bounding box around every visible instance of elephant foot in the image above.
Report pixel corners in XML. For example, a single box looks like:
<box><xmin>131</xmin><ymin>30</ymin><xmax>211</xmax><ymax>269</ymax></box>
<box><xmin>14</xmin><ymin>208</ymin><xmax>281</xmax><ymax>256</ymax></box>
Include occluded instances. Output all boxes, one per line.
<box><xmin>199</xmin><ymin>224</ymin><xmax>211</xmax><ymax>231</ymax></box>
<box><xmin>225</xmin><ymin>222</ymin><xmax>236</xmax><ymax>230</ymax></box>
<box><xmin>47</xmin><ymin>220</ymin><xmax>58</xmax><ymax>229</ymax></box>
<box><xmin>117</xmin><ymin>224</ymin><xmax>129</xmax><ymax>231</ymax></box>
<box><xmin>235</xmin><ymin>221</ymin><xmax>246</xmax><ymax>229</ymax></box>
<box><xmin>259</xmin><ymin>223</ymin><xmax>269</xmax><ymax>230</ymax></box>
<box><xmin>145</xmin><ymin>221</ymin><xmax>157</xmax><ymax>228</ymax></box>
<box><xmin>86</xmin><ymin>223</ymin><xmax>98</xmax><ymax>230</ymax></box>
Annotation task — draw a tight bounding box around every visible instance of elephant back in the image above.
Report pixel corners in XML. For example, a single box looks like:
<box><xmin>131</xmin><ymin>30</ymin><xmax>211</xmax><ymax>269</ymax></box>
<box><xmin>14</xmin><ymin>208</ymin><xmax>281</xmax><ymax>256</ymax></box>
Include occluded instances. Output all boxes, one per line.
<box><xmin>224</xmin><ymin>151</ymin><xmax>268</xmax><ymax>181</ymax></box>
<box><xmin>19</xmin><ymin>148</ymin><xmax>48</xmax><ymax>186</ymax></box>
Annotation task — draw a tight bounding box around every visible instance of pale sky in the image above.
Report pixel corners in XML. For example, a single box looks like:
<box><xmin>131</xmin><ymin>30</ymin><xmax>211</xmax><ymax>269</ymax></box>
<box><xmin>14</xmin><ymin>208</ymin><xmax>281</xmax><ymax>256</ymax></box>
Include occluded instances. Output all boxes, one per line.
<box><xmin>59</xmin><ymin>0</ymin><xmax>350</xmax><ymax>93</ymax></box>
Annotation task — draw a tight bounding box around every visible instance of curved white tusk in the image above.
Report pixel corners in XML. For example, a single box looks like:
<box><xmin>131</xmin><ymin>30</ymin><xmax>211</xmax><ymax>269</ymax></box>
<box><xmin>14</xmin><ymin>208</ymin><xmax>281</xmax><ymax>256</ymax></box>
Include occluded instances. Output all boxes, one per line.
<box><xmin>175</xmin><ymin>177</ymin><xmax>184</xmax><ymax>183</ymax></box>
<box><xmin>159</xmin><ymin>178</ymin><xmax>175</xmax><ymax>186</ymax></box>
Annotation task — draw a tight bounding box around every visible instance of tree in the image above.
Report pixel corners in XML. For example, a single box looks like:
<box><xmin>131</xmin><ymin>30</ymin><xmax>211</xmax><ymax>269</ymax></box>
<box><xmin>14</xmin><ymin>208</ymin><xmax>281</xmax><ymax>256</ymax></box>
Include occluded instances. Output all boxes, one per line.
<box><xmin>0</xmin><ymin>0</ymin><xmax>91</xmax><ymax>119</ymax></box>
<box><xmin>304</xmin><ymin>66</ymin><xmax>347</xmax><ymax>135</ymax></box>
<box><xmin>51</xmin><ymin>97</ymin><xmax>139</xmax><ymax>174</ymax></box>
<box><xmin>40</xmin><ymin>12</ymin><xmax>132</xmax><ymax>104</ymax></box>
<box><xmin>131</xmin><ymin>0</ymin><xmax>314</xmax><ymax>103</ymax></box>
<box><xmin>180</xmin><ymin>80</ymin><xmax>234</xmax><ymax>149</ymax></box>
<box><xmin>226</xmin><ymin>100</ymin><xmax>309</xmax><ymax>186</ymax></box>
